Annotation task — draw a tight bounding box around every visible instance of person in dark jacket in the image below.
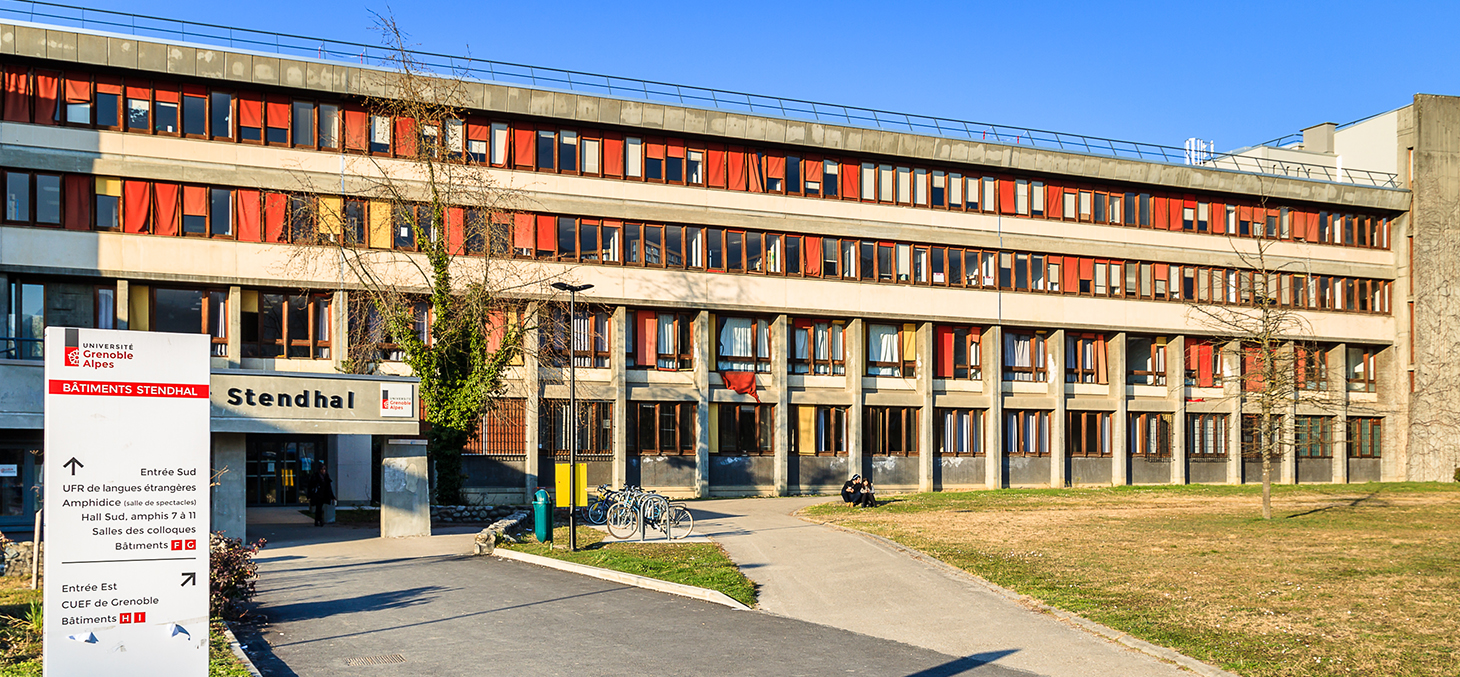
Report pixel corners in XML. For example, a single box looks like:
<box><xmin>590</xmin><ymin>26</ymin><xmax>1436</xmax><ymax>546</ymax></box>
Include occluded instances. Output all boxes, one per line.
<box><xmin>308</xmin><ymin>464</ymin><xmax>335</xmax><ymax>527</ymax></box>
<box><xmin>841</xmin><ymin>475</ymin><xmax>863</xmax><ymax>505</ymax></box>
<box><xmin>857</xmin><ymin>477</ymin><xmax>877</xmax><ymax>508</ymax></box>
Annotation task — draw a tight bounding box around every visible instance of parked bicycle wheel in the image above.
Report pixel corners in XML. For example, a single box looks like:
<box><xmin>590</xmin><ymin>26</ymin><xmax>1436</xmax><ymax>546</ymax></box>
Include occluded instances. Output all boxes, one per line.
<box><xmin>584</xmin><ymin>500</ymin><xmax>609</xmax><ymax>526</ymax></box>
<box><xmin>640</xmin><ymin>495</ymin><xmax>669</xmax><ymax>532</ymax></box>
<box><xmin>666</xmin><ymin>504</ymin><xmax>693</xmax><ymax>538</ymax></box>
<box><xmin>606</xmin><ymin>502</ymin><xmax>638</xmax><ymax>539</ymax></box>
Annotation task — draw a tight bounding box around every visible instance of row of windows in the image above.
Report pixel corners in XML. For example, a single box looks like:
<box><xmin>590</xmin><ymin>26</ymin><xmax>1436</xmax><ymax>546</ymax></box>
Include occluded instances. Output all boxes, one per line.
<box><xmin>0</xmin><ymin>65</ymin><xmax>1393</xmax><ymax>251</ymax></box>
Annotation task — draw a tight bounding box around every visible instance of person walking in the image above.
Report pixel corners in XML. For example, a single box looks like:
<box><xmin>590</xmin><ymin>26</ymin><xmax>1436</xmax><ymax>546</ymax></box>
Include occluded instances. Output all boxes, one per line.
<box><xmin>308</xmin><ymin>464</ymin><xmax>335</xmax><ymax>527</ymax></box>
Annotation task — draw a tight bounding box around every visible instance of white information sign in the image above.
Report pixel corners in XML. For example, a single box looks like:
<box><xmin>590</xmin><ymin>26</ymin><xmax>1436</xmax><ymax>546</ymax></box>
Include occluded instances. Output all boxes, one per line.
<box><xmin>43</xmin><ymin>327</ymin><xmax>210</xmax><ymax>677</ymax></box>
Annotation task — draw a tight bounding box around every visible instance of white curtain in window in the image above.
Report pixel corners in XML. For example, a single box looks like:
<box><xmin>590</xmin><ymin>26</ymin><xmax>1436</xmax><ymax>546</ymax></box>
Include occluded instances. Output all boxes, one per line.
<box><xmin>755</xmin><ymin>320</ymin><xmax>769</xmax><ymax>359</ymax></box>
<box><xmin>719</xmin><ymin>317</ymin><xmax>754</xmax><ymax>371</ymax></box>
<box><xmin>793</xmin><ymin>327</ymin><xmax>809</xmax><ymax>361</ymax></box>
<box><xmin>96</xmin><ymin>289</ymin><xmax>115</xmax><ymax>330</ymax></box>
<box><xmin>657</xmin><ymin>315</ymin><xmax>676</xmax><ymax>369</ymax></box>
<box><xmin>869</xmin><ymin>324</ymin><xmax>899</xmax><ymax>376</ymax></box>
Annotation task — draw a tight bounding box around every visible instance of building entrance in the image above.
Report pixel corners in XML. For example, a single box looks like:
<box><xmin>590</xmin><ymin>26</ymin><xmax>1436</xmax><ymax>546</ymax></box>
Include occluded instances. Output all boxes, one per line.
<box><xmin>246</xmin><ymin>435</ymin><xmax>327</xmax><ymax>505</ymax></box>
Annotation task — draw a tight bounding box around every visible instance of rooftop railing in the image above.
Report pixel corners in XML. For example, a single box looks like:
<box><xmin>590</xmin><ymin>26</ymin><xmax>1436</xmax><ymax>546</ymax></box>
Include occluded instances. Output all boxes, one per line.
<box><xmin>0</xmin><ymin>0</ymin><xmax>1402</xmax><ymax>189</ymax></box>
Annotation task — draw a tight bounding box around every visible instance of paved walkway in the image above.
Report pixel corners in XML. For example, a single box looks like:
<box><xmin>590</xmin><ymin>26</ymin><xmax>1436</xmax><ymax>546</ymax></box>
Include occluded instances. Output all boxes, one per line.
<box><xmin>694</xmin><ymin>496</ymin><xmax>1195</xmax><ymax>677</ymax></box>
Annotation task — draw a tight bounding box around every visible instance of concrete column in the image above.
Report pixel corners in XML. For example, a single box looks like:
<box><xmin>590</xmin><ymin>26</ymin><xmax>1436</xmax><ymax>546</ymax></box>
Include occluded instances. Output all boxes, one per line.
<box><xmin>985</xmin><ymin>326</ymin><xmax>1004</xmax><ymax>489</ymax></box>
<box><xmin>331</xmin><ymin>290</ymin><xmax>349</xmax><ymax>372</ymax></box>
<box><xmin>611</xmin><ymin>306</ymin><xmax>628</xmax><ymax>490</ymax></box>
<box><xmin>1331</xmin><ymin>343</ymin><xmax>1349</xmax><ymax>483</ymax></box>
<box><xmin>1050</xmin><ymin>329</ymin><xmax>1067</xmax><ymax>488</ymax></box>
<box><xmin>381</xmin><ymin>439</ymin><xmax>431</xmax><ymax>538</ymax></box>
<box><xmin>227</xmin><ymin>286</ymin><xmax>243</xmax><ymax>368</ymax></box>
<box><xmin>772</xmin><ymin>314</ymin><xmax>790</xmax><ymax>495</ymax></box>
<box><xmin>523</xmin><ymin>302</ymin><xmax>542</xmax><ymax>496</ymax></box>
<box><xmin>333</xmin><ymin>434</ymin><xmax>372</xmax><ymax>504</ymax></box>
<box><xmin>115</xmin><ymin>280</ymin><xmax>129</xmax><ymax>330</ymax></box>
<box><xmin>846</xmin><ymin>318</ymin><xmax>866</xmax><ymax>479</ymax></box>
<box><xmin>693</xmin><ymin>310</ymin><xmax>711</xmax><ymax>498</ymax></box>
<box><xmin>1169</xmin><ymin>336</ymin><xmax>1188</xmax><ymax>485</ymax></box>
<box><xmin>917</xmin><ymin>322</ymin><xmax>934</xmax><ymax>492</ymax></box>
<box><xmin>1110</xmin><ymin>332</ymin><xmax>1129</xmax><ymax>486</ymax></box>
<box><xmin>1223</xmin><ymin>341</ymin><xmax>1243</xmax><ymax>484</ymax></box>
<box><xmin>210</xmin><ymin>433</ymin><xmax>246</xmax><ymax>541</ymax></box>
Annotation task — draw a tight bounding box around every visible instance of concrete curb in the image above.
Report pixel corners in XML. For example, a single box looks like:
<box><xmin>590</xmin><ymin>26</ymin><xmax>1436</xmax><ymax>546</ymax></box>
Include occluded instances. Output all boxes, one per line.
<box><xmin>805</xmin><ymin>518</ymin><xmax>1241</xmax><ymax>677</ymax></box>
<box><xmin>221</xmin><ymin>621</ymin><xmax>265</xmax><ymax>677</ymax></box>
<box><xmin>493</xmin><ymin>548</ymin><xmax>751</xmax><ymax>611</ymax></box>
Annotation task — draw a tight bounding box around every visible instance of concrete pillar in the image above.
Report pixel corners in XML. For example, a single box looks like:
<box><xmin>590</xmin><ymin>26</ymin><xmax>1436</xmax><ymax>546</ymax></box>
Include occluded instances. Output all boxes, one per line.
<box><xmin>1169</xmin><ymin>336</ymin><xmax>1188</xmax><ymax>485</ymax></box>
<box><xmin>611</xmin><ymin>306</ymin><xmax>628</xmax><ymax>489</ymax></box>
<box><xmin>381</xmin><ymin>439</ymin><xmax>431</xmax><ymax>538</ymax></box>
<box><xmin>985</xmin><ymin>326</ymin><xmax>1004</xmax><ymax>489</ymax></box>
<box><xmin>114</xmin><ymin>280</ymin><xmax>129</xmax><ymax>330</ymax></box>
<box><xmin>772</xmin><ymin>314</ymin><xmax>790</xmax><ymax>495</ymax></box>
<box><xmin>1050</xmin><ymin>329</ymin><xmax>1067</xmax><ymax>488</ymax></box>
<box><xmin>917</xmin><ymin>322</ymin><xmax>934</xmax><ymax>492</ymax></box>
<box><xmin>1110</xmin><ymin>332</ymin><xmax>1129</xmax><ymax>486</ymax></box>
<box><xmin>210</xmin><ymin>433</ymin><xmax>246</xmax><ymax>541</ymax></box>
<box><xmin>693</xmin><ymin>311</ymin><xmax>711</xmax><ymax>498</ymax></box>
<box><xmin>333</xmin><ymin>434</ymin><xmax>372</xmax><ymax>504</ymax></box>
<box><xmin>523</xmin><ymin>302</ymin><xmax>542</xmax><ymax>496</ymax></box>
<box><xmin>227</xmin><ymin>286</ymin><xmax>243</xmax><ymax>368</ymax></box>
<box><xmin>1331</xmin><ymin>343</ymin><xmax>1349</xmax><ymax>483</ymax></box>
<box><xmin>331</xmin><ymin>290</ymin><xmax>349</xmax><ymax>372</ymax></box>
<box><xmin>1223</xmin><ymin>341</ymin><xmax>1243</xmax><ymax>484</ymax></box>
<box><xmin>846</xmin><ymin>319</ymin><xmax>866</xmax><ymax>479</ymax></box>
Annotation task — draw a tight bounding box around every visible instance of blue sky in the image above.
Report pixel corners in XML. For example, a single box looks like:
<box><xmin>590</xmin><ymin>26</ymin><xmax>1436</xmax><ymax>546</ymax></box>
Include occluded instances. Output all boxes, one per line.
<box><xmin>31</xmin><ymin>0</ymin><xmax>1460</xmax><ymax>151</ymax></box>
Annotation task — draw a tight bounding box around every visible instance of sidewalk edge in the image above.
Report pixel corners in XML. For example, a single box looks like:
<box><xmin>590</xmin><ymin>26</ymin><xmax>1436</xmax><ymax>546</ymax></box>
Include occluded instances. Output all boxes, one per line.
<box><xmin>222</xmin><ymin>621</ymin><xmax>265</xmax><ymax>677</ymax></box>
<box><xmin>493</xmin><ymin>548</ymin><xmax>751</xmax><ymax>611</ymax></box>
<box><xmin>805</xmin><ymin>518</ymin><xmax>1241</xmax><ymax>677</ymax></box>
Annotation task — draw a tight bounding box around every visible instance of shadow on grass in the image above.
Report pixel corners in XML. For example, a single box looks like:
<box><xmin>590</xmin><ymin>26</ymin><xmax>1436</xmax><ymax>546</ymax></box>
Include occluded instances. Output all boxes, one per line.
<box><xmin>1284</xmin><ymin>490</ymin><xmax>1381</xmax><ymax>519</ymax></box>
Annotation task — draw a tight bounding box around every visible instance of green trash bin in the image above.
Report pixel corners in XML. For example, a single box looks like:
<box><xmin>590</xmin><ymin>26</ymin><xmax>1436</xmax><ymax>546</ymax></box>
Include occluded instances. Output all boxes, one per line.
<box><xmin>533</xmin><ymin>488</ymin><xmax>553</xmax><ymax>543</ymax></box>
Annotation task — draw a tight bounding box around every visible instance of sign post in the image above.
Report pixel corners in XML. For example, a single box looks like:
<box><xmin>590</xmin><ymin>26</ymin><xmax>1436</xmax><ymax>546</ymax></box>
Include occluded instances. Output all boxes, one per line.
<box><xmin>43</xmin><ymin>327</ymin><xmax>211</xmax><ymax>677</ymax></box>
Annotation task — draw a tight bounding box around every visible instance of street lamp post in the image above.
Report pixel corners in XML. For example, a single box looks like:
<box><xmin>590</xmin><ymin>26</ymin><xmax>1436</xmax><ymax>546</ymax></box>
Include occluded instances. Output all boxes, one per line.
<box><xmin>551</xmin><ymin>282</ymin><xmax>593</xmax><ymax>552</ymax></box>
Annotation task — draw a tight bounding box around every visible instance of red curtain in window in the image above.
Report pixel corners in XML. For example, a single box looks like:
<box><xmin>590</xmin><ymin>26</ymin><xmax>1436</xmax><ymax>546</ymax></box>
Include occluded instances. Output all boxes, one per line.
<box><xmin>153</xmin><ymin>182</ymin><xmax>179</xmax><ymax>237</ymax></box>
<box><xmin>446</xmin><ymin>207</ymin><xmax>465</xmax><ymax>255</ymax></box>
<box><xmin>1063</xmin><ymin>256</ymin><xmax>1079</xmax><ymax>293</ymax></box>
<box><xmin>1304</xmin><ymin>210</ymin><xmax>1319</xmax><ymax>241</ymax></box>
<box><xmin>1192</xmin><ymin>343</ymin><xmax>1215</xmax><ymax>388</ymax></box>
<box><xmin>998</xmin><ymin>177</ymin><xmax>1016</xmax><ymax>214</ymax></box>
<box><xmin>1094</xmin><ymin>335</ymin><xmax>1107</xmax><ymax>382</ymax></box>
<box><xmin>1242</xmin><ymin>347</ymin><xmax>1262</xmax><ymax>391</ymax></box>
<box><xmin>3</xmin><ymin>67</ymin><xmax>29</xmax><ymax>123</ymax></box>
<box><xmin>1209</xmin><ymin>202</ymin><xmax>1225</xmax><ymax>234</ymax></box>
<box><xmin>666</xmin><ymin>138</ymin><xmax>685</xmax><ymax>158</ymax></box>
<box><xmin>1154</xmin><ymin>264</ymin><xmax>1169</xmax><ymax>293</ymax></box>
<box><xmin>264</xmin><ymin>97</ymin><xmax>288</xmax><ymax>131</ymax></box>
<box><xmin>238</xmin><ymin>94</ymin><xmax>263</xmax><ymax>129</ymax></box>
<box><xmin>1238</xmin><ymin>204</ymin><xmax>1253</xmax><ymax>225</ymax></box>
<box><xmin>512</xmin><ymin>124</ymin><xmax>534</xmax><ymax>167</ymax></box>
<box><xmin>707</xmin><ymin>144</ymin><xmax>727</xmax><ymax>188</ymax></box>
<box><xmin>764</xmin><ymin>154</ymin><xmax>785</xmax><ymax>180</ymax></box>
<box><xmin>95</xmin><ymin>76</ymin><xmax>121</xmax><ymax>97</ymax></box>
<box><xmin>1151</xmin><ymin>196</ymin><xmax>1168</xmax><ymax>230</ymax></box>
<box><xmin>841</xmin><ymin>160</ymin><xmax>859</xmax><ymax>198</ymax></box>
<box><xmin>512</xmin><ymin>213</ymin><xmax>534</xmax><ymax>252</ymax></box>
<box><xmin>122</xmin><ymin>180</ymin><xmax>151</xmax><ymax>234</ymax></box>
<box><xmin>747</xmin><ymin>151</ymin><xmax>765</xmax><ymax>192</ymax></box>
<box><xmin>63</xmin><ymin>174</ymin><xmax>90</xmax><ymax>231</ymax></box>
<box><xmin>235</xmin><ymin>190</ymin><xmax>261</xmax><ymax>242</ymax></box>
<box><xmin>803</xmin><ymin>236</ymin><xmax>822</xmax><ymax>276</ymax></box>
<box><xmin>535</xmin><ymin>214</ymin><xmax>554</xmax><ymax>253</ymax></box>
<box><xmin>935</xmin><ymin>326</ymin><xmax>954</xmax><ymax>378</ymax></box>
<box><xmin>727</xmin><ymin>147</ymin><xmax>748</xmax><ymax>191</ymax></box>
<box><xmin>182</xmin><ymin>185</ymin><xmax>207</xmax><ymax>217</ymax></box>
<box><xmin>484</xmin><ymin>310</ymin><xmax>506</xmax><ymax>355</ymax></box>
<box><xmin>602</xmin><ymin>133</ymin><xmax>624</xmax><ymax>176</ymax></box>
<box><xmin>154</xmin><ymin>83</ymin><xmax>180</xmax><ymax>104</ymax></box>
<box><xmin>804</xmin><ymin>155</ymin><xmax>823</xmax><ymax>184</ymax></box>
<box><xmin>264</xmin><ymin>193</ymin><xmax>287</xmax><ymax>242</ymax></box>
<box><xmin>1046</xmin><ymin>186</ymin><xmax>1063</xmax><ymax>219</ymax></box>
<box><xmin>63</xmin><ymin>74</ymin><xmax>90</xmax><ymax>104</ymax></box>
<box><xmin>343</xmin><ymin>106</ymin><xmax>367</xmax><ymax>151</ymax></box>
<box><xmin>125</xmin><ymin>84</ymin><xmax>149</xmax><ymax>101</ymax></box>
<box><xmin>394</xmin><ymin>117</ymin><xmax>416</xmax><ymax>157</ymax></box>
<box><xmin>646</xmin><ymin>138</ymin><xmax>666</xmax><ymax>161</ymax></box>
<box><xmin>33</xmin><ymin>70</ymin><xmax>58</xmax><ymax>125</ymax></box>
<box><xmin>1078</xmin><ymin>257</ymin><xmax>1094</xmax><ymax>286</ymax></box>
<box><xmin>636</xmin><ymin>310</ymin><xmax>655</xmax><ymax>367</ymax></box>
<box><xmin>466</xmin><ymin>117</ymin><xmax>489</xmax><ymax>141</ymax></box>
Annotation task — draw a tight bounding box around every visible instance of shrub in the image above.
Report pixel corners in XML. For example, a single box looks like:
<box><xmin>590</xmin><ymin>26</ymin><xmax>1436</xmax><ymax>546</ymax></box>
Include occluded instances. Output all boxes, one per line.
<box><xmin>210</xmin><ymin>532</ymin><xmax>265</xmax><ymax>621</ymax></box>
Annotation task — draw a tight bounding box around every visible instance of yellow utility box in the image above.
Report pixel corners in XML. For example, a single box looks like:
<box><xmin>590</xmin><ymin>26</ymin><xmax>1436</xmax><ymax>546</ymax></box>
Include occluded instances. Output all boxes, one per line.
<box><xmin>554</xmin><ymin>462</ymin><xmax>588</xmax><ymax>506</ymax></box>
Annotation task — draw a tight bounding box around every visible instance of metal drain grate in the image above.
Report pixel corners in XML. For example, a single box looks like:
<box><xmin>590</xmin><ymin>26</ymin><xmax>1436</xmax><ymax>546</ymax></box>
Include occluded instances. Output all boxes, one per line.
<box><xmin>343</xmin><ymin>654</ymin><xmax>407</xmax><ymax>667</ymax></box>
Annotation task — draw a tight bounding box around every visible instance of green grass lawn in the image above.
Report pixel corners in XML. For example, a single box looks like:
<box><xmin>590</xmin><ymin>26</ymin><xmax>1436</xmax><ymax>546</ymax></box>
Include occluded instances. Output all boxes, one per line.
<box><xmin>504</xmin><ymin>525</ymin><xmax>758</xmax><ymax>607</ymax></box>
<box><xmin>802</xmin><ymin>482</ymin><xmax>1460</xmax><ymax>677</ymax></box>
<box><xmin>0</xmin><ymin>577</ymin><xmax>252</xmax><ymax>676</ymax></box>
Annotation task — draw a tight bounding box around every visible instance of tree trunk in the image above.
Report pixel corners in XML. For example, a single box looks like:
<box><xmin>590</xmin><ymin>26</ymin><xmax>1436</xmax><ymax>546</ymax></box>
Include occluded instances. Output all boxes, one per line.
<box><xmin>1261</xmin><ymin>457</ymin><xmax>1272</xmax><ymax>520</ymax></box>
<box><xmin>427</xmin><ymin>425</ymin><xmax>471</xmax><ymax>505</ymax></box>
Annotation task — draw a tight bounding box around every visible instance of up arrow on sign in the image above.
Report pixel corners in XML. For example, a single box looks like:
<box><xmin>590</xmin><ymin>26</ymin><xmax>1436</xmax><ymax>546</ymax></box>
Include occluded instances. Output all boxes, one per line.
<box><xmin>62</xmin><ymin>457</ymin><xmax>83</xmax><ymax>475</ymax></box>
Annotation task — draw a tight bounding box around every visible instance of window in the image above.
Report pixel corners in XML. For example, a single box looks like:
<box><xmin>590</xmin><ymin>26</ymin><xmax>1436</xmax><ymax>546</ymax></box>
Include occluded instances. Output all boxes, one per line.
<box><xmin>370</xmin><ymin>115</ymin><xmax>391</xmax><ymax>154</ymax></box>
<box><xmin>152</xmin><ymin>287</ymin><xmax>228</xmax><ymax>357</ymax></box>
<box><xmin>4</xmin><ymin>172</ymin><xmax>29</xmax><ymax>223</ymax></box>
<box><xmin>209</xmin><ymin>92</ymin><xmax>231</xmax><ymax>139</ymax></box>
<box><xmin>1296</xmin><ymin>416</ymin><xmax>1333</xmax><ymax>458</ymax></box>
<box><xmin>1347</xmin><ymin>346</ymin><xmax>1377</xmax><ymax>392</ymax></box>
<box><xmin>543</xmin><ymin>307</ymin><xmax>610</xmax><ymax>368</ymax></box>
<box><xmin>866</xmin><ymin>323</ymin><xmax>915</xmax><ymax>377</ymax></box>
<box><xmin>865</xmin><ymin>406</ymin><xmax>919</xmax><ymax>456</ymax></box>
<box><xmin>3</xmin><ymin>172</ymin><xmax>60</xmax><ymax>226</ymax></box>
<box><xmin>291</xmin><ymin>101</ymin><xmax>314</xmax><ymax>147</ymax></box>
<box><xmin>2</xmin><ymin>280</ymin><xmax>45</xmax><ymax>360</ymax></box>
<box><xmin>240</xmin><ymin>290</ymin><xmax>330</xmax><ymax>359</ymax></box>
<box><xmin>1129</xmin><ymin>413</ymin><xmax>1172</xmax><ymax>458</ymax></box>
<box><xmin>94</xmin><ymin>177</ymin><xmax>121</xmax><ymax>230</ymax></box>
<box><xmin>934</xmin><ymin>325</ymin><xmax>980</xmax><ymax>379</ymax></box>
<box><xmin>716</xmin><ymin>316</ymin><xmax>770</xmax><ymax>372</ymax></box>
<box><xmin>1065</xmin><ymin>333</ymin><xmax>1107</xmax><ymax>384</ymax></box>
<box><xmin>937</xmin><ymin>408</ymin><xmax>983</xmax><ymax>456</ymax></box>
<box><xmin>1003</xmin><ymin>332</ymin><xmax>1048</xmax><ymax>382</ymax></box>
<box><xmin>126</xmin><ymin>91</ymin><xmax>150</xmax><ymax>131</ymax></box>
<box><xmin>628</xmin><ymin>310</ymin><xmax>693</xmax><ymax>371</ymax></box>
<box><xmin>628</xmin><ymin>401</ymin><xmax>695</xmax><ymax>455</ymax></box>
<box><xmin>1127</xmin><ymin>336</ymin><xmax>1168</xmax><ymax>386</ymax></box>
<box><xmin>583</xmin><ymin>138</ymin><xmax>602</xmax><ymax>174</ymax></box>
<box><xmin>490</xmin><ymin>123</ymin><xmax>509</xmax><ymax>165</ymax></box>
<box><xmin>537</xmin><ymin>130</ymin><xmax>556</xmax><ymax>170</ymax></box>
<box><xmin>625</xmin><ymin>137</ymin><xmax>643</xmax><ymax>178</ymax></box>
<box><xmin>318</xmin><ymin>104</ymin><xmax>340</xmax><ymax>149</ymax></box>
<box><xmin>1066</xmin><ymin>411</ymin><xmax>1111</xmax><ymax>458</ymax></box>
<box><xmin>791</xmin><ymin>319</ymin><xmax>845</xmax><ymax>375</ymax></box>
<box><xmin>209</xmin><ymin>187</ymin><xmax>233</xmax><ymax>237</ymax></box>
<box><xmin>1188</xmin><ymin>413</ymin><xmax>1229</xmax><ymax>458</ymax></box>
<box><xmin>791</xmin><ymin>405</ymin><xmax>847</xmax><ymax>456</ymax></box>
<box><xmin>714</xmin><ymin>404</ymin><xmax>774</xmax><ymax>455</ymax></box>
<box><xmin>1296</xmin><ymin>344</ymin><xmax>1328</xmax><ymax>391</ymax></box>
<box><xmin>1240</xmin><ymin>414</ymin><xmax>1271</xmax><ymax>459</ymax></box>
<box><xmin>541</xmin><ymin>400</ymin><xmax>613</xmax><ymax>457</ymax></box>
<box><xmin>474</xmin><ymin>398</ymin><xmax>526</xmax><ymax>456</ymax></box>
<box><xmin>1184</xmin><ymin>340</ymin><xmax>1223</xmax><ymax>387</ymax></box>
<box><xmin>1346</xmin><ymin>417</ymin><xmax>1382</xmax><ymax>458</ymax></box>
<box><xmin>1004</xmin><ymin>410</ymin><xmax>1050</xmax><ymax>457</ymax></box>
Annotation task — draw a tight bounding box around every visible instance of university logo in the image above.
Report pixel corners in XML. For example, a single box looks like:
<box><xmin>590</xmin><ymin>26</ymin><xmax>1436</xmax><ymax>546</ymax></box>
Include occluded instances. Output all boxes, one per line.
<box><xmin>64</xmin><ymin>328</ymin><xmax>81</xmax><ymax>366</ymax></box>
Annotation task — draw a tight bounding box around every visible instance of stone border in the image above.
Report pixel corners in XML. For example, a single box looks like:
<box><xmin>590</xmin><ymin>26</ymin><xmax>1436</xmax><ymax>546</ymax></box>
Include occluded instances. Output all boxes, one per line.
<box><xmin>804</xmin><ymin>518</ymin><xmax>1242</xmax><ymax>677</ymax></box>
<box><xmin>492</xmin><ymin>548</ymin><xmax>750</xmax><ymax>611</ymax></box>
<box><xmin>221</xmin><ymin>621</ymin><xmax>265</xmax><ymax>677</ymax></box>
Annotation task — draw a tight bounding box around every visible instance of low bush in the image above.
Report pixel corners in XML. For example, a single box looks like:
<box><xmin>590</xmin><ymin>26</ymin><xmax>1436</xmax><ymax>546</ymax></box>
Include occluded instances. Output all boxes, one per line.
<box><xmin>209</xmin><ymin>532</ymin><xmax>265</xmax><ymax>621</ymax></box>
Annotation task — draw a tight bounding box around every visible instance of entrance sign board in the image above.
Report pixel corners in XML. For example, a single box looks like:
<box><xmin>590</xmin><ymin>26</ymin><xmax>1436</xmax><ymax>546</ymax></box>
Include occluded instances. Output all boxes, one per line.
<box><xmin>43</xmin><ymin>327</ymin><xmax>210</xmax><ymax>677</ymax></box>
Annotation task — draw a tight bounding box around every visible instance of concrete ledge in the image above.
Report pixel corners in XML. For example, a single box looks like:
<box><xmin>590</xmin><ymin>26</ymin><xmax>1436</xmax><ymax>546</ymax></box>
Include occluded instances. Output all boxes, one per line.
<box><xmin>805</xmin><ymin>518</ymin><xmax>1241</xmax><ymax>677</ymax></box>
<box><xmin>493</xmin><ymin>548</ymin><xmax>750</xmax><ymax>611</ymax></box>
<box><xmin>221</xmin><ymin>622</ymin><xmax>265</xmax><ymax>677</ymax></box>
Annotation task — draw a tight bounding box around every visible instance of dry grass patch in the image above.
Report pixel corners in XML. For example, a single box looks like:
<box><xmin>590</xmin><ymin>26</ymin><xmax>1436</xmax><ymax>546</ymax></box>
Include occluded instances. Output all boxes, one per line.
<box><xmin>803</xmin><ymin>483</ymin><xmax>1460</xmax><ymax>677</ymax></box>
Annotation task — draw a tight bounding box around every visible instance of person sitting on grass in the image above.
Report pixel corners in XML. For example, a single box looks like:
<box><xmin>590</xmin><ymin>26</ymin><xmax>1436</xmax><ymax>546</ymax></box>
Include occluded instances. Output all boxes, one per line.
<box><xmin>857</xmin><ymin>477</ymin><xmax>877</xmax><ymax>508</ymax></box>
<box><xmin>841</xmin><ymin>475</ymin><xmax>864</xmax><ymax>505</ymax></box>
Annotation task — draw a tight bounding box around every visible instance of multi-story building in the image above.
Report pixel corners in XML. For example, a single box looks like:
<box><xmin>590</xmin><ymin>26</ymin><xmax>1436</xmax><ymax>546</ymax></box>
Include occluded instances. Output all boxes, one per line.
<box><xmin>1</xmin><ymin>10</ymin><xmax>1452</xmax><ymax>539</ymax></box>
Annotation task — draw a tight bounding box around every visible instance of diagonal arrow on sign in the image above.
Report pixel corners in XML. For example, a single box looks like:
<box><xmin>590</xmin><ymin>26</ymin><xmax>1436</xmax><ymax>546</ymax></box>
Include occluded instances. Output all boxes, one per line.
<box><xmin>180</xmin><ymin>572</ymin><xmax>197</xmax><ymax>587</ymax></box>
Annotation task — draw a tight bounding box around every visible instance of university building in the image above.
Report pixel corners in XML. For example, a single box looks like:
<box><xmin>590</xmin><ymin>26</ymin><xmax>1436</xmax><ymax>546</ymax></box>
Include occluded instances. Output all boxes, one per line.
<box><xmin>1</xmin><ymin>10</ymin><xmax>1453</xmax><ymax>538</ymax></box>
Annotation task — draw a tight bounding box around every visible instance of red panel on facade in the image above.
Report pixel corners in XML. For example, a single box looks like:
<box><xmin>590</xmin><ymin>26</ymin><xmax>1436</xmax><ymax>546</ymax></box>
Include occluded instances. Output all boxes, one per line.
<box><xmin>1210</xmin><ymin>202</ymin><xmax>1225</xmax><ymax>234</ymax></box>
<box><xmin>935</xmin><ymin>326</ymin><xmax>954</xmax><ymax>378</ymax></box>
<box><xmin>1153</xmin><ymin>196</ymin><xmax>1169</xmax><ymax>230</ymax></box>
<box><xmin>603</xmin><ymin>133</ymin><xmax>624</xmax><ymax>176</ymax></box>
<box><xmin>264</xmin><ymin>193</ymin><xmax>287</xmax><ymax>242</ymax></box>
<box><xmin>1062</xmin><ymin>256</ymin><xmax>1078</xmax><ymax>293</ymax></box>
<box><xmin>841</xmin><ymin>161</ymin><xmax>859</xmax><ymax>198</ymax></box>
<box><xmin>804</xmin><ymin>236</ymin><xmax>822</xmax><ymax>276</ymax></box>
<box><xmin>998</xmin><ymin>177</ymin><xmax>1015</xmax><ymax>214</ymax></box>
<box><xmin>446</xmin><ymin>207</ymin><xmax>465</xmax><ymax>255</ymax></box>
<box><xmin>393</xmin><ymin>117</ymin><xmax>416</xmax><ymax>157</ymax></box>
<box><xmin>536</xmin><ymin>214</ymin><xmax>555</xmax><ymax>253</ymax></box>
<box><xmin>707</xmin><ymin>144</ymin><xmax>727</xmax><ymax>188</ymax></box>
<box><xmin>727</xmin><ymin>147</ymin><xmax>748</xmax><ymax>191</ymax></box>
<box><xmin>122</xmin><ymin>180</ymin><xmax>151</xmax><ymax>234</ymax></box>
<box><xmin>1046</xmin><ymin>186</ymin><xmax>1063</xmax><ymax>219</ymax></box>
<box><xmin>637</xmin><ymin>310</ymin><xmax>655</xmax><ymax>367</ymax></box>
<box><xmin>343</xmin><ymin>106</ymin><xmax>367</xmax><ymax>151</ymax></box>
<box><xmin>63</xmin><ymin>174</ymin><xmax>90</xmax><ymax>231</ymax></box>
<box><xmin>513</xmin><ymin>213</ymin><xmax>534</xmax><ymax>251</ymax></box>
<box><xmin>235</xmin><ymin>190</ymin><xmax>261</xmax><ymax>242</ymax></box>
<box><xmin>238</xmin><ymin>94</ymin><xmax>263</xmax><ymax>128</ymax></box>
<box><xmin>153</xmin><ymin>183</ymin><xmax>179</xmax><ymax>237</ymax></box>
<box><xmin>512</xmin><ymin>124</ymin><xmax>534</xmax><ymax>167</ymax></box>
